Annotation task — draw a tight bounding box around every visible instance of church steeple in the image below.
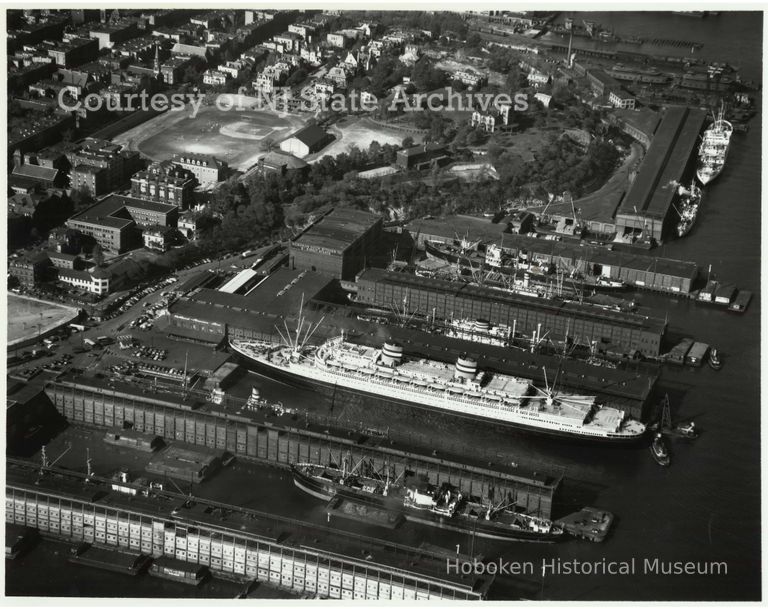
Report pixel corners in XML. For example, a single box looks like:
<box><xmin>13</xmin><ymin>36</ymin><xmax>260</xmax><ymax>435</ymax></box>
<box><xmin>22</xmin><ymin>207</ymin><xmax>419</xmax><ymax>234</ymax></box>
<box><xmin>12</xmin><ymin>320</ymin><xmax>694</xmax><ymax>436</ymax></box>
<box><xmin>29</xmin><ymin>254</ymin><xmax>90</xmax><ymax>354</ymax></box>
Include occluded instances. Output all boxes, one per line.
<box><xmin>153</xmin><ymin>43</ymin><xmax>160</xmax><ymax>76</ymax></box>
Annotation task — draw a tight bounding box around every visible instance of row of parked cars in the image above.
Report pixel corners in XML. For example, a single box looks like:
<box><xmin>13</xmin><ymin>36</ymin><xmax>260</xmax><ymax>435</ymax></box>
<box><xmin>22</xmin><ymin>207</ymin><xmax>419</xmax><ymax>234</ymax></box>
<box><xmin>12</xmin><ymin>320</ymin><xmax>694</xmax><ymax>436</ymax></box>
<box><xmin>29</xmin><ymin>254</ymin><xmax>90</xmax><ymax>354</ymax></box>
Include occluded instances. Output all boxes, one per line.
<box><xmin>104</xmin><ymin>276</ymin><xmax>179</xmax><ymax>321</ymax></box>
<box><xmin>132</xmin><ymin>345</ymin><xmax>168</xmax><ymax>361</ymax></box>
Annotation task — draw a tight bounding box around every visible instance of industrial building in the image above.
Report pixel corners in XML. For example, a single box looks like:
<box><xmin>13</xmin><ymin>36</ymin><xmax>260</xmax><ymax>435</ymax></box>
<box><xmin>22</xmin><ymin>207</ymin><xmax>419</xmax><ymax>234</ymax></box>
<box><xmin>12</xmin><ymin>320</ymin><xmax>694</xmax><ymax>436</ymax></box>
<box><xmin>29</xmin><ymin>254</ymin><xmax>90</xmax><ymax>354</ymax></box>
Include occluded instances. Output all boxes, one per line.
<box><xmin>353</xmin><ymin>268</ymin><xmax>667</xmax><ymax>357</ymax></box>
<box><xmin>489</xmin><ymin>233</ymin><xmax>700</xmax><ymax>294</ymax></box>
<box><xmin>403</xmin><ymin>219</ymin><xmax>699</xmax><ymax>295</ymax></box>
<box><xmin>289</xmin><ymin>208</ymin><xmax>383</xmax><ymax>280</ymax></box>
<box><xmin>167</xmin><ymin>268</ymin><xmax>333</xmax><ymax>343</ymax></box>
<box><xmin>616</xmin><ymin>106</ymin><xmax>707</xmax><ymax>241</ymax></box>
<box><xmin>279</xmin><ymin>124</ymin><xmax>332</xmax><ymax>157</ymax></box>
<box><xmin>7</xmin><ymin>473</ymin><xmax>491</xmax><ymax>600</ymax></box>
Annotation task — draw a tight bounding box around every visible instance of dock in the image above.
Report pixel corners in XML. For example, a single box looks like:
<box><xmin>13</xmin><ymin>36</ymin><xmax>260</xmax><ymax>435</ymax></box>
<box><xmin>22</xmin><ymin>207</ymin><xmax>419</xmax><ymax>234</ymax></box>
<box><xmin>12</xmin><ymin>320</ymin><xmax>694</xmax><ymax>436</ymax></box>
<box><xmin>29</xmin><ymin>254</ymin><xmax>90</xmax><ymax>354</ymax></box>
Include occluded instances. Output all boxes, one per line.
<box><xmin>45</xmin><ymin>375</ymin><xmax>562</xmax><ymax>520</ymax></box>
<box><xmin>556</xmin><ymin>507</ymin><xmax>614</xmax><ymax>542</ymax></box>
<box><xmin>69</xmin><ymin>543</ymin><xmax>152</xmax><ymax>576</ymax></box>
<box><xmin>7</xmin><ymin>460</ymin><xmax>494</xmax><ymax>600</ymax></box>
<box><xmin>661</xmin><ymin>338</ymin><xmax>694</xmax><ymax>366</ymax></box>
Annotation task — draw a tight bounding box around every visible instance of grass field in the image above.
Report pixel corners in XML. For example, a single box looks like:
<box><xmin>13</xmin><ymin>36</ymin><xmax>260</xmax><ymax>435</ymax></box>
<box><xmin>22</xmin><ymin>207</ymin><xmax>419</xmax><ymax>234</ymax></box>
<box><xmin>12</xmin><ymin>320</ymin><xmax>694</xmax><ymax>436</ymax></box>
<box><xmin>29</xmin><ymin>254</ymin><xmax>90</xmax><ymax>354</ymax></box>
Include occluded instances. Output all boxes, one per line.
<box><xmin>7</xmin><ymin>294</ymin><xmax>80</xmax><ymax>345</ymax></box>
<box><xmin>113</xmin><ymin>100</ymin><xmax>306</xmax><ymax>171</ymax></box>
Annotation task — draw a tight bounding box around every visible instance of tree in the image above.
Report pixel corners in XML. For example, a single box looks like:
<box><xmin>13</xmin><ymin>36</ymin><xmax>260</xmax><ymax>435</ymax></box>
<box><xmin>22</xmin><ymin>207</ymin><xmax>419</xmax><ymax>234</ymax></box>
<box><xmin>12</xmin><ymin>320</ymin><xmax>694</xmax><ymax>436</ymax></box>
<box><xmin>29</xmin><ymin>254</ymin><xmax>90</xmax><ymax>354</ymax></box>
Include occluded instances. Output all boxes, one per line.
<box><xmin>92</xmin><ymin>244</ymin><xmax>104</xmax><ymax>267</ymax></box>
<box><xmin>402</xmin><ymin>136</ymin><xmax>414</xmax><ymax>148</ymax></box>
<box><xmin>286</xmin><ymin>68</ymin><xmax>308</xmax><ymax>87</ymax></box>
<box><xmin>259</xmin><ymin>137</ymin><xmax>276</xmax><ymax>152</ymax></box>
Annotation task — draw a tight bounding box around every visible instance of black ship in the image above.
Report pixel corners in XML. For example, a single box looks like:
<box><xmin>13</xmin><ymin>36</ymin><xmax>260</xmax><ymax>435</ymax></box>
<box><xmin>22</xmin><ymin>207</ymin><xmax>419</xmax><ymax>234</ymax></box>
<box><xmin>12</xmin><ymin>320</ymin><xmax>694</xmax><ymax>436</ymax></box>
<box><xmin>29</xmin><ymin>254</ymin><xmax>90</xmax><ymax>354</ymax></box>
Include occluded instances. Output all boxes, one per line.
<box><xmin>292</xmin><ymin>462</ymin><xmax>563</xmax><ymax>542</ymax></box>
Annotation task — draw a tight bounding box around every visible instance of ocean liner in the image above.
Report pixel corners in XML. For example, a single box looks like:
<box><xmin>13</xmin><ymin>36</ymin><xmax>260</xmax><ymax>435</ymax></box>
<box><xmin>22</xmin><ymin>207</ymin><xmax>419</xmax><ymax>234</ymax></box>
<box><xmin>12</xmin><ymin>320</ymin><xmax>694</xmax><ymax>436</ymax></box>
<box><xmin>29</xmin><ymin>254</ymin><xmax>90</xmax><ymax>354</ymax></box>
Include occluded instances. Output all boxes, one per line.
<box><xmin>696</xmin><ymin>106</ymin><xmax>733</xmax><ymax>185</ymax></box>
<box><xmin>229</xmin><ymin>316</ymin><xmax>645</xmax><ymax>443</ymax></box>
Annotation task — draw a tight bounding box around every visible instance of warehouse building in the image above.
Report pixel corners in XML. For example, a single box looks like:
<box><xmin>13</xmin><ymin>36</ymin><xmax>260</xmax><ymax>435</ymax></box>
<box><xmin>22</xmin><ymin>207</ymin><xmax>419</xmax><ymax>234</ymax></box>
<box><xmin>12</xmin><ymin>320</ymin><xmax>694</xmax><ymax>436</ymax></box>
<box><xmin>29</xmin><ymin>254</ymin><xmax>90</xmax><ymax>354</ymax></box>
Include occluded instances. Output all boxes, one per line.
<box><xmin>615</xmin><ymin>106</ymin><xmax>707</xmax><ymax>242</ymax></box>
<box><xmin>353</xmin><ymin>268</ymin><xmax>667</xmax><ymax>357</ymax></box>
<box><xmin>289</xmin><ymin>208</ymin><xmax>383</xmax><ymax>280</ymax></box>
<box><xmin>493</xmin><ymin>234</ymin><xmax>699</xmax><ymax>295</ymax></box>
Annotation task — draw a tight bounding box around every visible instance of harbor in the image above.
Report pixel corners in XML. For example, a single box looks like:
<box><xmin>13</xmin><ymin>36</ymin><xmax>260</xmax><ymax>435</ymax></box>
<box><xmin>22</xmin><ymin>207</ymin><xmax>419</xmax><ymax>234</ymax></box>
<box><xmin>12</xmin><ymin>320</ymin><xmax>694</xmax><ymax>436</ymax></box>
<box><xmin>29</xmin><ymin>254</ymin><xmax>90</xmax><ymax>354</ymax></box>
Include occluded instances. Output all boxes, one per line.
<box><xmin>4</xmin><ymin>8</ymin><xmax>761</xmax><ymax>602</ymax></box>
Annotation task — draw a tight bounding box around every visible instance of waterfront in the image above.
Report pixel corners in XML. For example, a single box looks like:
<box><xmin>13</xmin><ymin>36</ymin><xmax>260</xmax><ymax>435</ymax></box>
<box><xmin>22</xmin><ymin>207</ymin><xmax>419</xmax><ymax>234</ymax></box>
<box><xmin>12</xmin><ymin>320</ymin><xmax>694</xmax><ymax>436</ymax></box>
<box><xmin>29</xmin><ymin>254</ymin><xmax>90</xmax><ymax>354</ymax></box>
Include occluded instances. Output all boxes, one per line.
<box><xmin>6</xmin><ymin>9</ymin><xmax>762</xmax><ymax>602</ymax></box>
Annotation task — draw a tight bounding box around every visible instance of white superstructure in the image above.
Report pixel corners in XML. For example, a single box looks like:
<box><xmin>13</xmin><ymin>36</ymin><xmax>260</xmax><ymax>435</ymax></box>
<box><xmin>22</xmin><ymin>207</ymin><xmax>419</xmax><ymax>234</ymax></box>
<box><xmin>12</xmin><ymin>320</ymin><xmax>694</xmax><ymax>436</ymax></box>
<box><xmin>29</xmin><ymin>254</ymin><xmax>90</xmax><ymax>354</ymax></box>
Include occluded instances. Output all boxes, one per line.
<box><xmin>230</xmin><ymin>336</ymin><xmax>646</xmax><ymax>441</ymax></box>
<box><xmin>696</xmin><ymin>107</ymin><xmax>733</xmax><ymax>185</ymax></box>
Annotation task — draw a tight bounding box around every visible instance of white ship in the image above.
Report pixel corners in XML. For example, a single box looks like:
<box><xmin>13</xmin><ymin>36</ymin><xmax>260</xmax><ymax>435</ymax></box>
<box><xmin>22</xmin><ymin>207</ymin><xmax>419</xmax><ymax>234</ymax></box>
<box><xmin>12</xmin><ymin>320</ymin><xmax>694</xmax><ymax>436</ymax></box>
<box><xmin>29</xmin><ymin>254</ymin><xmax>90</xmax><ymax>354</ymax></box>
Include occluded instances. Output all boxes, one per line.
<box><xmin>444</xmin><ymin>318</ymin><xmax>511</xmax><ymax>347</ymax></box>
<box><xmin>229</xmin><ymin>328</ymin><xmax>646</xmax><ymax>443</ymax></box>
<box><xmin>696</xmin><ymin>106</ymin><xmax>733</xmax><ymax>185</ymax></box>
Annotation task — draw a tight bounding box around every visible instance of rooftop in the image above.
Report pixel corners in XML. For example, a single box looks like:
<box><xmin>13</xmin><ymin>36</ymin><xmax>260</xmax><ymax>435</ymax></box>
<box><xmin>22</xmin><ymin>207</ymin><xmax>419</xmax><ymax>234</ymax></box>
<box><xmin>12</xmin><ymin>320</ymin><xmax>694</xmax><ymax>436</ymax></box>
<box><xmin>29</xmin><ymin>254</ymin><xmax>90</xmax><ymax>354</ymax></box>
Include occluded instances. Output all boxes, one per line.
<box><xmin>180</xmin><ymin>268</ymin><xmax>333</xmax><ymax>319</ymax></box>
<box><xmin>68</xmin><ymin>194</ymin><xmax>177</xmax><ymax>230</ymax></box>
<box><xmin>618</xmin><ymin>106</ymin><xmax>707</xmax><ymax>219</ymax></box>
<box><xmin>357</xmin><ymin>267</ymin><xmax>667</xmax><ymax>334</ymax></box>
<box><xmin>292</xmin><ymin>207</ymin><xmax>381</xmax><ymax>254</ymax></box>
<box><xmin>287</xmin><ymin>123</ymin><xmax>330</xmax><ymax>148</ymax></box>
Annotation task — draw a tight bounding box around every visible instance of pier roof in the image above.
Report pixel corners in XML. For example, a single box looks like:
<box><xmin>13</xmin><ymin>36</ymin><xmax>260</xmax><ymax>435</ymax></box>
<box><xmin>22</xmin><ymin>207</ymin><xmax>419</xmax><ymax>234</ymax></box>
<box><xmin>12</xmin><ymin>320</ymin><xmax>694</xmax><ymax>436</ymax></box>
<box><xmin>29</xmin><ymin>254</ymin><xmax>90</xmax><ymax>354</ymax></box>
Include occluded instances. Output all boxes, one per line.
<box><xmin>618</xmin><ymin>106</ymin><xmax>707</xmax><ymax>220</ymax></box>
<box><xmin>358</xmin><ymin>267</ymin><xmax>667</xmax><ymax>334</ymax></box>
<box><xmin>5</xmin><ymin>453</ymin><xmax>498</xmax><ymax>597</ymax></box>
<box><xmin>495</xmin><ymin>233</ymin><xmax>698</xmax><ymax>280</ymax></box>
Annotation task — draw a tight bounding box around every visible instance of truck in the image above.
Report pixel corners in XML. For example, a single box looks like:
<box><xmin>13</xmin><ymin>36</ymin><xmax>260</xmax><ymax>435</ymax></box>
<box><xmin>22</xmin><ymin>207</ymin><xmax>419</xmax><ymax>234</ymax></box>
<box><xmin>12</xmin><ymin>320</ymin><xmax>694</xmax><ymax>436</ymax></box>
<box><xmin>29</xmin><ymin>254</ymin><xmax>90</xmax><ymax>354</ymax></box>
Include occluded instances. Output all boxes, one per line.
<box><xmin>241</xmin><ymin>249</ymin><xmax>256</xmax><ymax>259</ymax></box>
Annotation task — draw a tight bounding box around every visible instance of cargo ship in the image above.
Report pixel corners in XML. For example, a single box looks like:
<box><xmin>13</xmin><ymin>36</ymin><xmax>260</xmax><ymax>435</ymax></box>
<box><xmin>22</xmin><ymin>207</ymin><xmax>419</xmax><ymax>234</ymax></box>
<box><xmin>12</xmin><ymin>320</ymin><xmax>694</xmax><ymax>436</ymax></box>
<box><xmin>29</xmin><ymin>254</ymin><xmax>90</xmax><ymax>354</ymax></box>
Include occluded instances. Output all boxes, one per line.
<box><xmin>229</xmin><ymin>327</ymin><xmax>646</xmax><ymax>443</ymax></box>
<box><xmin>675</xmin><ymin>181</ymin><xmax>702</xmax><ymax>237</ymax></box>
<box><xmin>291</xmin><ymin>462</ymin><xmax>563</xmax><ymax>542</ymax></box>
<box><xmin>696</xmin><ymin>106</ymin><xmax>733</xmax><ymax>185</ymax></box>
<box><xmin>425</xmin><ymin>240</ymin><xmax>627</xmax><ymax>291</ymax></box>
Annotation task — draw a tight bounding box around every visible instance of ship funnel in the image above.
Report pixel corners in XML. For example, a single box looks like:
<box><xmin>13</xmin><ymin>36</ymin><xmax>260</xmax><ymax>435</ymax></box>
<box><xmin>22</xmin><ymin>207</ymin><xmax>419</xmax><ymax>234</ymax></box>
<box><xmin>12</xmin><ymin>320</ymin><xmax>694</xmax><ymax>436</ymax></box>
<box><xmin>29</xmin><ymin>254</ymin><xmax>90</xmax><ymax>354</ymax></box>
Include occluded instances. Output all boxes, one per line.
<box><xmin>473</xmin><ymin>319</ymin><xmax>491</xmax><ymax>333</ymax></box>
<box><xmin>455</xmin><ymin>355</ymin><xmax>478</xmax><ymax>380</ymax></box>
<box><xmin>381</xmin><ymin>342</ymin><xmax>404</xmax><ymax>367</ymax></box>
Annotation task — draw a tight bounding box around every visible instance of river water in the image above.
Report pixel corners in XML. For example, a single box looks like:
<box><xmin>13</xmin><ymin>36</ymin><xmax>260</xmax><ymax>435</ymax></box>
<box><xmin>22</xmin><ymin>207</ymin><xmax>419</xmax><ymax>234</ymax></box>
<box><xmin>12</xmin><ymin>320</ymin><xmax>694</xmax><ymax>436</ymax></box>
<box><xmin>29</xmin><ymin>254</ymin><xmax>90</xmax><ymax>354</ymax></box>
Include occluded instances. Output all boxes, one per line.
<box><xmin>8</xmin><ymin>12</ymin><xmax>762</xmax><ymax>602</ymax></box>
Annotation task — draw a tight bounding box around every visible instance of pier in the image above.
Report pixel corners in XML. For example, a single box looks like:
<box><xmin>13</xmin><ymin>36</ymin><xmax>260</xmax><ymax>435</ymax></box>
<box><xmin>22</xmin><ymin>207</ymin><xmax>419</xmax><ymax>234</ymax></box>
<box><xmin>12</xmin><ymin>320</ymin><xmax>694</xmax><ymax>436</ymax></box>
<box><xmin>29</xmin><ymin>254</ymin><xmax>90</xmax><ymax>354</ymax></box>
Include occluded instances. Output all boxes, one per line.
<box><xmin>6</xmin><ymin>463</ymin><xmax>492</xmax><ymax>600</ymax></box>
<box><xmin>44</xmin><ymin>377</ymin><xmax>561</xmax><ymax>519</ymax></box>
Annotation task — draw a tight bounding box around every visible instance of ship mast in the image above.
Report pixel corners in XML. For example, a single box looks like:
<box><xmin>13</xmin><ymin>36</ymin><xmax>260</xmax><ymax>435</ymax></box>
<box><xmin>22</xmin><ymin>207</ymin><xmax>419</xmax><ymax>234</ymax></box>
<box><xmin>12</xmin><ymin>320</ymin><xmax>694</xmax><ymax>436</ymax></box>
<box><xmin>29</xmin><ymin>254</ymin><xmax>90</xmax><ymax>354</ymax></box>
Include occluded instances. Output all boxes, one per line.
<box><xmin>275</xmin><ymin>293</ymin><xmax>325</xmax><ymax>356</ymax></box>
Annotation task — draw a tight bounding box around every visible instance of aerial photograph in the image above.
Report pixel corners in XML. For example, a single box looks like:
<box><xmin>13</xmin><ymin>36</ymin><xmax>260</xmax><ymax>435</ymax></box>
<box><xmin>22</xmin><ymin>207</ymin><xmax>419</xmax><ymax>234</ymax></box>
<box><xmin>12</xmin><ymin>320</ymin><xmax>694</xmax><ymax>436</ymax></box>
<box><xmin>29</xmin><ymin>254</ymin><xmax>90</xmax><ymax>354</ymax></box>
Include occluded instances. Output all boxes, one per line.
<box><xmin>4</xmin><ymin>6</ymin><xmax>762</xmax><ymax>602</ymax></box>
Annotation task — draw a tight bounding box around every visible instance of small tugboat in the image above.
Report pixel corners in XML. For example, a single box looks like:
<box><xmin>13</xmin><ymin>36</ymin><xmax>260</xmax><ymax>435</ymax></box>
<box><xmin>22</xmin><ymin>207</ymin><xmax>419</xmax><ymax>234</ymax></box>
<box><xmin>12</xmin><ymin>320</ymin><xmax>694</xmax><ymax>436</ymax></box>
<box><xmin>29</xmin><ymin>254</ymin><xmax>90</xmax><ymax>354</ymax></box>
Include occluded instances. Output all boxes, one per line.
<box><xmin>650</xmin><ymin>433</ymin><xmax>670</xmax><ymax>467</ymax></box>
<box><xmin>708</xmin><ymin>348</ymin><xmax>723</xmax><ymax>370</ymax></box>
<box><xmin>675</xmin><ymin>181</ymin><xmax>702</xmax><ymax>238</ymax></box>
<box><xmin>674</xmin><ymin>421</ymin><xmax>699</xmax><ymax>439</ymax></box>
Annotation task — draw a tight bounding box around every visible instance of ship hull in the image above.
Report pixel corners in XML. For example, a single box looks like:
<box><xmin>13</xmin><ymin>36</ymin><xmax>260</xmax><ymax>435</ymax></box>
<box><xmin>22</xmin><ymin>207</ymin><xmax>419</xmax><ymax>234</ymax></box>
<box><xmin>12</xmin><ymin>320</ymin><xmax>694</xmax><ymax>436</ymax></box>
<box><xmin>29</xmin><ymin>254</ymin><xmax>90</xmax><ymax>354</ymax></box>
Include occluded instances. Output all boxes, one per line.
<box><xmin>231</xmin><ymin>344</ymin><xmax>645</xmax><ymax>444</ymax></box>
<box><xmin>292</xmin><ymin>469</ymin><xmax>561</xmax><ymax>542</ymax></box>
<box><xmin>425</xmin><ymin>241</ymin><xmax>627</xmax><ymax>292</ymax></box>
<box><xmin>292</xmin><ymin>467</ymin><xmax>337</xmax><ymax>501</ymax></box>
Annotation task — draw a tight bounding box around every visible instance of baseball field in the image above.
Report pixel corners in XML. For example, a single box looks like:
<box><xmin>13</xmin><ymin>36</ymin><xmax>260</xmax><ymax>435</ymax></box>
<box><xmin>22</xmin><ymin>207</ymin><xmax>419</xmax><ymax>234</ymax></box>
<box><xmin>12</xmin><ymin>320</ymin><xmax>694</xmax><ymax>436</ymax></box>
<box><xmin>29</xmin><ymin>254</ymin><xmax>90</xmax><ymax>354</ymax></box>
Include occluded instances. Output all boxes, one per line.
<box><xmin>113</xmin><ymin>96</ymin><xmax>306</xmax><ymax>171</ymax></box>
